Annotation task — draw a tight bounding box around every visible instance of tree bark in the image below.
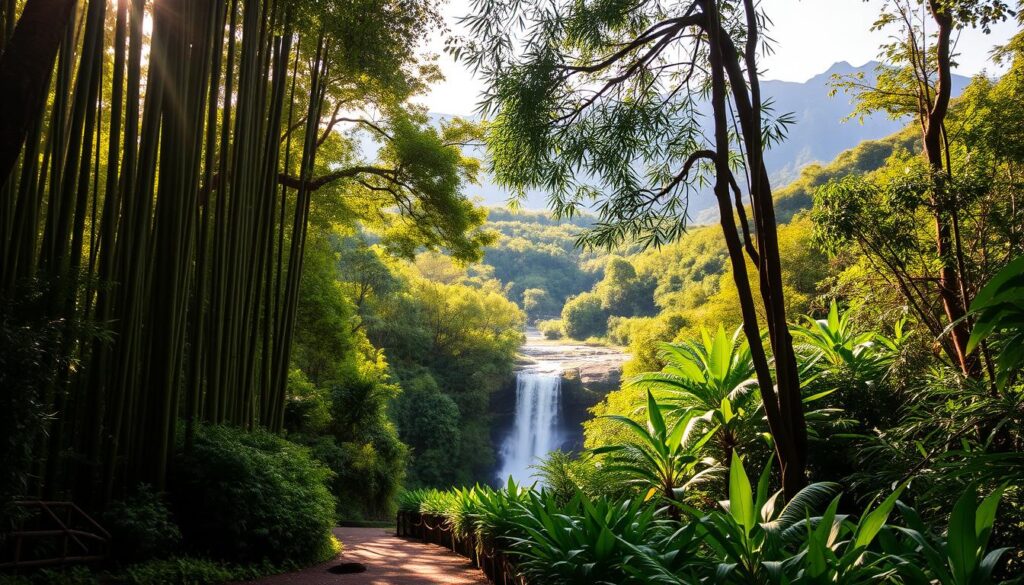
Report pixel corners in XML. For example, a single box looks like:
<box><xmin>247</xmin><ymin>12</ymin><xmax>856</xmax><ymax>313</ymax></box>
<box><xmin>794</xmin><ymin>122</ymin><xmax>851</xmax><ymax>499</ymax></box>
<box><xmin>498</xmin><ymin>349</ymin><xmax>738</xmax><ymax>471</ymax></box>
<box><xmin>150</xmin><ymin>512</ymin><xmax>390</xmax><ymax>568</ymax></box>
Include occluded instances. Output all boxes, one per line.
<box><xmin>0</xmin><ymin>0</ymin><xmax>77</xmax><ymax>188</ymax></box>
<box><xmin>704</xmin><ymin>0</ymin><xmax>807</xmax><ymax>496</ymax></box>
<box><xmin>924</xmin><ymin>0</ymin><xmax>978</xmax><ymax>378</ymax></box>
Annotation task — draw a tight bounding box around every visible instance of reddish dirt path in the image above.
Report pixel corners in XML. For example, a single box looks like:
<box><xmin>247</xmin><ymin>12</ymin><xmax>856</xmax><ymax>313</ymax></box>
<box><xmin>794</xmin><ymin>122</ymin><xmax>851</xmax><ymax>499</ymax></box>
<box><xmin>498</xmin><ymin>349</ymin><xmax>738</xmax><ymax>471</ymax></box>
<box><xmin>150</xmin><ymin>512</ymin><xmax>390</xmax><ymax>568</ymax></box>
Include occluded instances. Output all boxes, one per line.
<box><xmin>238</xmin><ymin>527</ymin><xmax>490</xmax><ymax>585</ymax></box>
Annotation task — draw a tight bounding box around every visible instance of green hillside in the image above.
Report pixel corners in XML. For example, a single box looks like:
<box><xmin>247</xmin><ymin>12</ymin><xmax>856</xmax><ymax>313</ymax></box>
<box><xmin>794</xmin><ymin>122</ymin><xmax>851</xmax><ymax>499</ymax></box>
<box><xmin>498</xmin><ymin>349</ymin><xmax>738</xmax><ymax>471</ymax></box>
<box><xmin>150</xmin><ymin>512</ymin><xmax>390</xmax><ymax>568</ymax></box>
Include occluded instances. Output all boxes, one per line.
<box><xmin>480</xmin><ymin>121</ymin><xmax>920</xmax><ymax>359</ymax></box>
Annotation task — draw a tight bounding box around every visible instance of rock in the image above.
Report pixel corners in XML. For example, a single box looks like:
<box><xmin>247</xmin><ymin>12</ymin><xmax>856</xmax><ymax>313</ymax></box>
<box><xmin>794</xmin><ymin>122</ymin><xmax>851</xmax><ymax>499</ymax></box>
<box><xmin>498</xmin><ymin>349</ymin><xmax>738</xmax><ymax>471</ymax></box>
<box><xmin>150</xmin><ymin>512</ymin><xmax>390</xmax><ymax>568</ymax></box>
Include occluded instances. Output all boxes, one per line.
<box><xmin>328</xmin><ymin>562</ymin><xmax>367</xmax><ymax>574</ymax></box>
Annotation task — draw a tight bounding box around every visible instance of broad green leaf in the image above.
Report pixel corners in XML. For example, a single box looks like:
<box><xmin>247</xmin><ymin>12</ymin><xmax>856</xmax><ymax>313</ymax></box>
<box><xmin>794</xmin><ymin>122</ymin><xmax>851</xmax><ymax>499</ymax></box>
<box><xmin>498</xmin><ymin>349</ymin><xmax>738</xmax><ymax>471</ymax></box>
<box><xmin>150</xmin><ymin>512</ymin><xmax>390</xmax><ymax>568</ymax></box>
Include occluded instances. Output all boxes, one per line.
<box><xmin>805</xmin><ymin>519</ymin><xmax>828</xmax><ymax>578</ymax></box>
<box><xmin>975</xmin><ymin>485</ymin><xmax>1005</xmax><ymax>550</ymax></box>
<box><xmin>728</xmin><ymin>452</ymin><xmax>756</xmax><ymax>535</ymax></box>
<box><xmin>667</xmin><ymin>413</ymin><xmax>690</xmax><ymax>449</ymax></box>
<box><xmin>774</xmin><ymin>482</ymin><xmax>841</xmax><ymax>529</ymax></box>
<box><xmin>646</xmin><ymin>390</ymin><xmax>666</xmax><ymax>437</ymax></box>
<box><xmin>720</xmin><ymin>397</ymin><xmax>734</xmax><ymax>423</ymax></box>
<box><xmin>853</xmin><ymin>481</ymin><xmax>907</xmax><ymax>549</ymax></box>
<box><xmin>977</xmin><ymin>547</ymin><xmax>1012</xmax><ymax>583</ymax></box>
<box><xmin>594</xmin><ymin>525</ymin><xmax>615</xmax><ymax>559</ymax></box>
<box><xmin>828</xmin><ymin>300</ymin><xmax>840</xmax><ymax>331</ymax></box>
<box><xmin>756</xmin><ymin>457</ymin><xmax>774</xmax><ymax>513</ymax></box>
<box><xmin>948</xmin><ymin>487</ymin><xmax>979</xmax><ymax>584</ymax></box>
<box><xmin>970</xmin><ymin>255</ymin><xmax>1024</xmax><ymax>311</ymax></box>
<box><xmin>709</xmin><ymin>324</ymin><xmax>731</xmax><ymax>382</ymax></box>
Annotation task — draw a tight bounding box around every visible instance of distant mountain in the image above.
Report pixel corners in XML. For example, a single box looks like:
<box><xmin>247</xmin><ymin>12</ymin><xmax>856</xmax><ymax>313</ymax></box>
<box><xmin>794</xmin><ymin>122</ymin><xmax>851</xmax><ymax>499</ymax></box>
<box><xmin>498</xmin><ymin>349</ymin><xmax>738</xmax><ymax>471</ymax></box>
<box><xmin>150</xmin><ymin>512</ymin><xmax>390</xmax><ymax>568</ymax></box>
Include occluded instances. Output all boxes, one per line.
<box><xmin>442</xmin><ymin>61</ymin><xmax>970</xmax><ymax>218</ymax></box>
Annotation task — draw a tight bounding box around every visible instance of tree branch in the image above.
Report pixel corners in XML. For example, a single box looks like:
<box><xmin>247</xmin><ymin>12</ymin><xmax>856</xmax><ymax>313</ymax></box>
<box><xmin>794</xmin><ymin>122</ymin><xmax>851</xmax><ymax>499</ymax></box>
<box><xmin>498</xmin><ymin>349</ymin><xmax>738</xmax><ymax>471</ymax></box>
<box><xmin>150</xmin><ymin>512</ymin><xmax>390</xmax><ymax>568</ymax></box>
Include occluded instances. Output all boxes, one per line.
<box><xmin>278</xmin><ymin>165</ymin><xmax>396</xmax><ymax>191</ymax></box>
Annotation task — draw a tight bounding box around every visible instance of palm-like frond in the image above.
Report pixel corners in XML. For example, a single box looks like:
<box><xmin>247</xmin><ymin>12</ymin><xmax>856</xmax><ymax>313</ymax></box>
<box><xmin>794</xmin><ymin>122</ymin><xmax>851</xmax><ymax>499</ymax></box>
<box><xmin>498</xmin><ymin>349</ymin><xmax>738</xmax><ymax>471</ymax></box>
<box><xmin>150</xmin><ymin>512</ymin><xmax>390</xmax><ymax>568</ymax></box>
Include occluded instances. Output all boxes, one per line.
<box><xmin>626</xmin><ymin>325</ymin><xmax>762</xmax><ymax>467</ymax></box>
<box><xmin>592</xmin><ymin>390</ymin><xmax>720</xmax><ymax>503</ymax></box>
<box><xmin>790</xmin><ymin>300</ymin><xmax>903</xmax><ymax>382</ymax></box>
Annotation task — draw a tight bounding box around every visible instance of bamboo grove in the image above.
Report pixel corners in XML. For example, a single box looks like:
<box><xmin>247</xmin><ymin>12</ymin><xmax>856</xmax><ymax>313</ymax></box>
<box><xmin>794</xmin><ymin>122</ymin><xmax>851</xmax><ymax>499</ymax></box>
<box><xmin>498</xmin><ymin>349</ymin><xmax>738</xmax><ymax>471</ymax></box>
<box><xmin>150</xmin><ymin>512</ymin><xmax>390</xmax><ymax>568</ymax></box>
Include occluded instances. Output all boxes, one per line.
<box><xmin>0</xmin><ymin>0</ymin><xmax>458</xmax><ymax>504</ymax></box>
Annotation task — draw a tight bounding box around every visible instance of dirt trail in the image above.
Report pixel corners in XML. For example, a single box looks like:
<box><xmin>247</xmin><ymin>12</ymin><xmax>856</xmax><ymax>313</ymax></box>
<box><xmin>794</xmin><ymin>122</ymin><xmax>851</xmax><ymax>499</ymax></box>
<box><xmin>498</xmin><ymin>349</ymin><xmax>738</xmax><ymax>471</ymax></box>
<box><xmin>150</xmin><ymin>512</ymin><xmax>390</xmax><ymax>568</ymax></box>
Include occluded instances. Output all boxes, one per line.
<box><xmin>238</xmin><ymin>527</ymin><xmax>489</xmax><ymax>585</ymax></box>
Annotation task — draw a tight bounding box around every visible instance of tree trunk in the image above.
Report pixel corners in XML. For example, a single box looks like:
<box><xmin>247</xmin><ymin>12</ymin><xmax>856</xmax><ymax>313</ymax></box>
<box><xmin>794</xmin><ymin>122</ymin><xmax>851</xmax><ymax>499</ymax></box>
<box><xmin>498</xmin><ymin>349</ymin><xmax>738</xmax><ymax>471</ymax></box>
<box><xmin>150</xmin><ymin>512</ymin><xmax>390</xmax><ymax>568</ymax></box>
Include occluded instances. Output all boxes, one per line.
<box><xmin>0</xmin><ymin>0</ymin><xmax>77</xmax><ymax>188</ymax></box>
<box><xmin>923</xmin><ymin>0</ymin><xmax>978</xmax><ymax>378</ymax></box>
<box><xmin>704</xmin><ymin>0</ymin><xmax>807</xmax><ymax>496</ymax></box>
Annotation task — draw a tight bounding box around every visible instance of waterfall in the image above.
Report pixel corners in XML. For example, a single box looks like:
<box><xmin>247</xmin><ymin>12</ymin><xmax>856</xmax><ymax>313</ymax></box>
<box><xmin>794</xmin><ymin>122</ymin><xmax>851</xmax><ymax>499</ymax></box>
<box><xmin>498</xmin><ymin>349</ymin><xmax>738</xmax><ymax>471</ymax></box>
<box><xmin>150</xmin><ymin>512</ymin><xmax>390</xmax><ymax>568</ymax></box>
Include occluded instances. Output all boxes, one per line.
<box><xmin>496</xmin><ymin>372</ymin><xmax>562</xmax><ymax>484</ymax></box>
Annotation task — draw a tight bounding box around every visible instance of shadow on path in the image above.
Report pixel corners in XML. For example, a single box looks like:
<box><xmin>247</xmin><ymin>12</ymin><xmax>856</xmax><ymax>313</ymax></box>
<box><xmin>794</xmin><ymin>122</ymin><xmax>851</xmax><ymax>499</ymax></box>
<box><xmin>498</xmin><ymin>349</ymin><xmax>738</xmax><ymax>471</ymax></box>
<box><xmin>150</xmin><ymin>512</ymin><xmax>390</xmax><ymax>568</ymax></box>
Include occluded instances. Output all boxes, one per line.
<box><xmin>237</xmin><ymin>527</ymin><xmax>489</xmax><ymax>585</ymax></box>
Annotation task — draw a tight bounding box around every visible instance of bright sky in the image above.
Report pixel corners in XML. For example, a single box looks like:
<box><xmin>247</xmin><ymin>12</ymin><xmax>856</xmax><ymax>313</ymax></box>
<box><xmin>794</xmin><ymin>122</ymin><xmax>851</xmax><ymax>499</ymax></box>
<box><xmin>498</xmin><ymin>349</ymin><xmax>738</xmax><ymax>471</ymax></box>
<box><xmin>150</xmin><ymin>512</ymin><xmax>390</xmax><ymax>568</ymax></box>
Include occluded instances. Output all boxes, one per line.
<box><xmin>416</xmin><ymin>0</ymin><xmax>1020</xmax><ymax>116</ymax></box>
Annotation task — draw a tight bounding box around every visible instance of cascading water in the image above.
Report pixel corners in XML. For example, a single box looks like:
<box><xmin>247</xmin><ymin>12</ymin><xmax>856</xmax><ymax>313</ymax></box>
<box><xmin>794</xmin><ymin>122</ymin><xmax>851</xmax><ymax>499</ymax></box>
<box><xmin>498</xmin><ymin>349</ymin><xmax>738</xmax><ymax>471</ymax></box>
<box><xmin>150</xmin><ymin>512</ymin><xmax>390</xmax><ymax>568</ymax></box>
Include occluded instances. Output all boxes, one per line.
<box><xmin>496</xmin><ymin>371</ymin><xmax>562</xmax><ymax>484</ymax></box>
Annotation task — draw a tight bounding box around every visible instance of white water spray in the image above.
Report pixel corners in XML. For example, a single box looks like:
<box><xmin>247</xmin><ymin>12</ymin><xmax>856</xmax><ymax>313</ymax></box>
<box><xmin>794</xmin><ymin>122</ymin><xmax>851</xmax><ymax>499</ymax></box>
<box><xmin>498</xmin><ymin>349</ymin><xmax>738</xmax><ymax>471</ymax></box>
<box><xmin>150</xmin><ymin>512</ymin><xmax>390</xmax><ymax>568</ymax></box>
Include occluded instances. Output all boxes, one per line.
<box><xmin>496</xmin><ymin>372</ymin><xmax>562</xmax><ymax>484</ymax></box>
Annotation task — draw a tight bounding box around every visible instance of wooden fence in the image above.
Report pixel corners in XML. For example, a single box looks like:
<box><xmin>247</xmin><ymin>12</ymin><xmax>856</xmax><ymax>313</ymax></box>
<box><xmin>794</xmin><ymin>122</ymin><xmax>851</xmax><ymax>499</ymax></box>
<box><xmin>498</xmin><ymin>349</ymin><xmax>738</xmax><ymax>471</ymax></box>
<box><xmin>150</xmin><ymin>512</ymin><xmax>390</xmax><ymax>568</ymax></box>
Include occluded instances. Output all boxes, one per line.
<box><xmin>0</xmin><ymin>501</ymin><xmax>110</xmax><ymax>570</ymax></box>
<box><xmin>396</xmin><ymin>510</ymin><xmax>525</xmax><ymax>585</ymax></box>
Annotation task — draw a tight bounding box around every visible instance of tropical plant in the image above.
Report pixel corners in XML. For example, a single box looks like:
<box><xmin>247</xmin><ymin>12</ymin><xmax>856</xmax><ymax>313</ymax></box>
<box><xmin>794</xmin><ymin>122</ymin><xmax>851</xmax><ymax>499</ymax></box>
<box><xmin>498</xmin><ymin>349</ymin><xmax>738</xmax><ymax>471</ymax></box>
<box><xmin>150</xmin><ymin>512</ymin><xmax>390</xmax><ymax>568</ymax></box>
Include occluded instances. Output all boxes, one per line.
<box><xmin>791</xmin><ymin>301</ymin><xmax>903</xmax><ymax>383</ymax></box>
<box><xmin>592</xmin><ymin>390</ymin><xmax>720</xmax><ymax>507</ymax></box>
<box><xmin>444</xmin><ymin>487</ymin><xmax>482</xmax><ymax>540</ymax></box>
<box><xmin>508</xmin><ymin>492</ymin><xmax>702</xmax><ymax>585</ymax></box>
<box><xmin>529</xmin><ymin>451</ymin><xmax>579</xmax><ymax>505</ymax></box>
<box><xmin>397</xmin><ymin>488</ymin><xmax>435</xmax><ymax>513</ymax></box>
<box><xmin>396</xmin><ymin>455</ymin><xmax>1019</xmax><ymax>585</ymax></box>
<box><xmin>967</xmin><ymin>254</ymin><xmax>1024</xmax><ymax>390</ymax></box>
<box><xmin>531</xmin><ymin>450</ymin><xmax>626</xmax><ymax>502</ymax></box>
<box><xmin>471</xmin><ymin>478</ymin><xmax>532</xmax><ymax>545</ymax></box>
<box><xmin>418</xmin><ymin>489</ymin><xmax>457</xmax><ymax>517</ymax></box>
<box><xmin>791</xmin><ymin>301</ymin><xmax>903</xmax><ymax>465</ymax></box>
<box><xmin>695</xmin><ymin>454</ymin><xmax>915</xmax><ymax>584</ymax></box>
<box><xmin>629</xmin><ymin>326</ymin><xmax>759</xmax><ymax>466</ymax></box>
<box><xmin>695</xmin><ymin>454</ymin><xmax>840</xmax><ymax>584</ymax></box>
<box><xmin>846</xmin><ymin>365</ymin><xmax>1024</xmax><ymax>555</ymax></box>
<box><xmin>888</xmin><ymin>486</ymin><xmax>1014</xmax><ymax>585</ymax></box>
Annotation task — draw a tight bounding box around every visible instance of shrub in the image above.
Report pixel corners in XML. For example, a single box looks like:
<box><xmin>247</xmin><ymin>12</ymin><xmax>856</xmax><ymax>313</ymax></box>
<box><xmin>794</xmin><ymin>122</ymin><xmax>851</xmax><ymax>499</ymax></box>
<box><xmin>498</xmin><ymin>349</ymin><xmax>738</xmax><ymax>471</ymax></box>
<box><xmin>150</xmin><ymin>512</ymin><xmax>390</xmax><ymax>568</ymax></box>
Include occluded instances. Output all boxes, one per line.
<box><xmin>0</xmin><ymin>290</ymin><xmax>66</xmax><ymax>531</ymax></box>
<box><xmin>0</xmin><ymin>547</ymin><xmax>341</xmax><ymax>585</ymax></box>
<box><xmin>103</xmin><ymin>485</ymin><xmax>181</xmax><ymax>562</ymax></box>
<box><xmin>522</xmin><ymin>288</ymin><xmax>555</xmax><ymax>322</ymax></box>
<box><xmin>403</xmin><ymin>456</ymin><xmax>1017</xmax><ymax>585</ymax></box>
<box><xmin>283</xmin><ymin>369</ymin><xmax>330</xmax><ymax>435</ymax></box>
<box><xmin>537</xmin><ymin>319</ymin><xmax>564</xmax><ymax>339</ymax></box>
<box><xmin>115</xmin><ymin>557</ymin><xmax>234</xmax><ymax>585</ymax></box>
<box><xmin>111</xmin><ymin>548</ymin><xmax>335</xmax><ymax>585</ymax></box>
<box><xmin>561</xmin><ymin>292</ymin><xmax>607</xmax><ymax>339</ymax></box>
<box><xmin>0</xmin><ymin>567</ymin><xmax>97</xmax><ymax>585</ymax></box>
<box><xmin>170</xmin><ymin>424</ymin><xmax>336</xmax><ymax>565</ymax></box>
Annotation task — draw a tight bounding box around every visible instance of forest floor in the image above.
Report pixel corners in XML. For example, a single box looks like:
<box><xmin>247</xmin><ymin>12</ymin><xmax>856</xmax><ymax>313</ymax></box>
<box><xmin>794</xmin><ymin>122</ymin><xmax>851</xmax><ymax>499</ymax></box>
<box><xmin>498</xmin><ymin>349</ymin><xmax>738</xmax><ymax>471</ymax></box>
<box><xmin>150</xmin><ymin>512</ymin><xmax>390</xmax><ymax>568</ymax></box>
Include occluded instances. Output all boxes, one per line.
<box><xmin>238</xmin><ymin>527</ymin><xmax>489</xmax><ymax>585</ymax></box>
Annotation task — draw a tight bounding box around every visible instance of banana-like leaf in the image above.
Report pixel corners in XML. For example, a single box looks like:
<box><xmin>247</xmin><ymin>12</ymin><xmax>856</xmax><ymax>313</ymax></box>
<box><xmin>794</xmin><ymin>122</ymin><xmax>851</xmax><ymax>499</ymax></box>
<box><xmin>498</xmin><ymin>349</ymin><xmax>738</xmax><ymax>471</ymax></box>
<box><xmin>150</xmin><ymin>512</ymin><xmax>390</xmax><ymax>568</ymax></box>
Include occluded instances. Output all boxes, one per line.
<box><xmin>975</xmin><ymin>485</ymin><xmax>1005</xmax><ymax>551</ymax></box>
<box><xmin>728</xmin><ymin>452</ymin><xmax>756</xmax><ymax>535</ymax></box>
<box><xmin>852</xmin><ymin>481</ymin><xmax>907</xmax><ymax>550</ymax></box>
<box><xmin>947</xmin><ymin>487</ymin><xmax>979</xmax><ymax>584</ymax></box>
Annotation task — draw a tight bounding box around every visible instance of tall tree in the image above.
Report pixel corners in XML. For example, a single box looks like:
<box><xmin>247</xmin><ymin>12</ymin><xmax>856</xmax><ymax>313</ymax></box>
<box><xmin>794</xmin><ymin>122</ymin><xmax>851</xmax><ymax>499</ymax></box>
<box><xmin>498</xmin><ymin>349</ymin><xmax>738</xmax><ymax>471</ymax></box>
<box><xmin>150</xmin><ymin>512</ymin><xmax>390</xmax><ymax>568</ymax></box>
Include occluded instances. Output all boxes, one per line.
<box><xmin>830</xmin><ymin>0</ymin><xmax>1011</xmax><ymax>377</ymax></box>
<box><xmin>0</xmin><ymin>0</ymin><xmax>490</xmax><ymax>504</ymax></box>
<box><xmin>462</xmin><ymin>0</ymin><xmax>809</xmax><ymax>494</ymax></box>
<box><xmin>0</xmin><ymin>0</ymin><xmax>77</xmax><ymax>186</ymax></box>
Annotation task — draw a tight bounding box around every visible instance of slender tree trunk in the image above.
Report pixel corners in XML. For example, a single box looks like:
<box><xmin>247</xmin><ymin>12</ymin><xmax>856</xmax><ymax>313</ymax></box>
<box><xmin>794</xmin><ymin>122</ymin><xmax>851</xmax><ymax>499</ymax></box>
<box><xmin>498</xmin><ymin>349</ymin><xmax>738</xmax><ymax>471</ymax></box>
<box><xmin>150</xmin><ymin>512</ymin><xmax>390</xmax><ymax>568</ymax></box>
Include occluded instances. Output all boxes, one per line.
<box><xmin>0</xmin><ymin>0</ymin><xmax>77</xmax><ymax>188</ymax></box>
<box><xmin>923</xmin><ymin>1</ymin><xmax>978</xmax><ymax>378</ymax></box>
<box><xmin>703</xmin><ymin>0</ymin><xmax>807</xmax><ymax>495</ymax></box>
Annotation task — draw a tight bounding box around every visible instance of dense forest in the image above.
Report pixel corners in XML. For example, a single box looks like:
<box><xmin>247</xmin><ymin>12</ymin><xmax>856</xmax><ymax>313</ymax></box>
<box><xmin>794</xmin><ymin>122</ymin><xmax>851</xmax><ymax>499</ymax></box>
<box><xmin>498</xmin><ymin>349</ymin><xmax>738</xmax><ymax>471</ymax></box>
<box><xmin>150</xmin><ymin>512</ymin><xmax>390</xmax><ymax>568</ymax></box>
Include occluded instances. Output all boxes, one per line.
<box><xmin>1</xmin><ymin>0</ymin><xmax>1023</xmax><ymax>583</ymax></box>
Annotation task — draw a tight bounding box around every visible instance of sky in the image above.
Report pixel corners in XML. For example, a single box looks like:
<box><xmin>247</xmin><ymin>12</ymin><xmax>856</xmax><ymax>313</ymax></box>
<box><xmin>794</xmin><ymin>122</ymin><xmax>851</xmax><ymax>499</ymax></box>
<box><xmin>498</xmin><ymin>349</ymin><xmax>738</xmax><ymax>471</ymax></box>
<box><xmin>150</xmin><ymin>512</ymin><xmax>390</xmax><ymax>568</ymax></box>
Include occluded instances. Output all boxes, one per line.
<box><xmin>416</xmin><ymin>0</ymin><xmax>1021</xmax><ymax>116</ymax></box>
